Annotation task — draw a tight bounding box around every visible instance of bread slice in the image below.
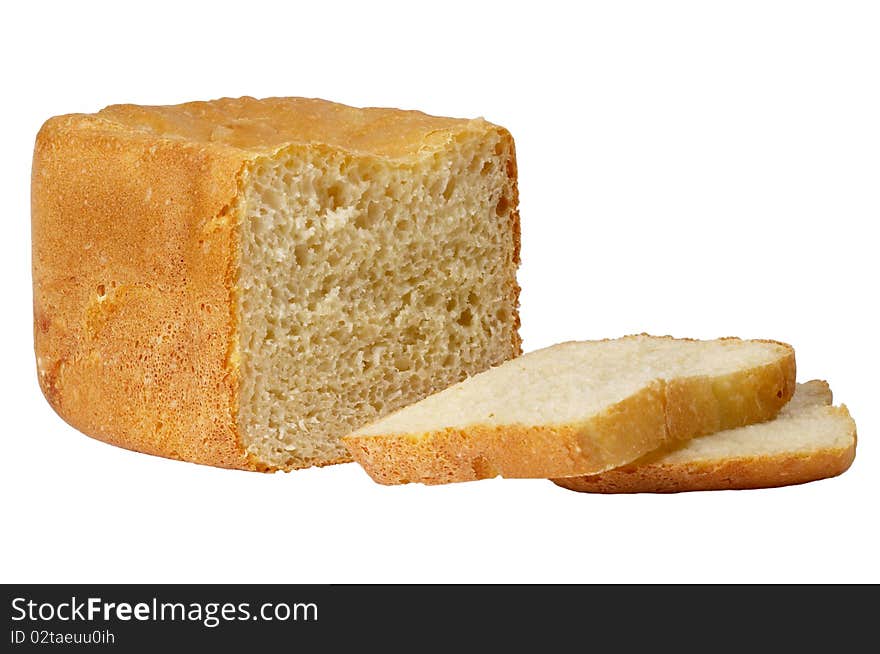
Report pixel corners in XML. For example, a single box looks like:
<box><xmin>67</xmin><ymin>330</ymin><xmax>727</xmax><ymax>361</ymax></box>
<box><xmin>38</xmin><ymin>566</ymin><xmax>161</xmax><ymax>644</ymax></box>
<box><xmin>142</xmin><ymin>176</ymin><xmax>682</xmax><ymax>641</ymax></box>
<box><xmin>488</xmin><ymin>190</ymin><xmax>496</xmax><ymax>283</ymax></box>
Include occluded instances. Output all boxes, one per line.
<box><xmin>552</xmin><ymin>380</ymin><xmax>856</xmax><ymax>493</ymax></box>
<box><xmin>344</xmin><ymin>335</ymin><xmax>796</xmax><ymax>485</ymax></box>
<box><xmin>32</xmin><ymin>97</ymin><xmax>521</xmax><ymax>471</ymax></box>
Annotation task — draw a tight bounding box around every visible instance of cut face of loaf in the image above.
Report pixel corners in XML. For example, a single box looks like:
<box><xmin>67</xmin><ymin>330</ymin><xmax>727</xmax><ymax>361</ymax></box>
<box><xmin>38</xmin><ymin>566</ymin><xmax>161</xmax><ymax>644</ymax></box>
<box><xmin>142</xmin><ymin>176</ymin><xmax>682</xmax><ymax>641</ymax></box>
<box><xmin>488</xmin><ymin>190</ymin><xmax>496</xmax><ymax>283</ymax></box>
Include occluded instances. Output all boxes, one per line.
<box><xmin>32</xmin><ymin>97</ymin><xmax>521</xmax><ymax>470</ymax></box>
<box><xmin>552</xmin><ymin>380</ymin><xmax>856</xmax><ymax>493</ymax></box>
<box><xmin>344</xmin><ymin>335</ymin><xmax>796</xmax><ymax>485</ymax></box>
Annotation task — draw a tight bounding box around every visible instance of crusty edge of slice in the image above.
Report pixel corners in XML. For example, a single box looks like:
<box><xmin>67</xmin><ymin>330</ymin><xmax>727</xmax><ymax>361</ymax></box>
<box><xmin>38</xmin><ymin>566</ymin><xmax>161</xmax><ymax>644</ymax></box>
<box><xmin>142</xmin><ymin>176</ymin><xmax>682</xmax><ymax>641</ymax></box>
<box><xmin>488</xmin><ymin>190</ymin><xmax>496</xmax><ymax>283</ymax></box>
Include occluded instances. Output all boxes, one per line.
<box><xmin>344</xmin><ymin>342</ymin><xmax>796</xmax><ymax>485</ymax></box>
<box><xmin>551</xmin><ymin>403</ymin><xmax>856</xmax><ymax>494</ymax></box>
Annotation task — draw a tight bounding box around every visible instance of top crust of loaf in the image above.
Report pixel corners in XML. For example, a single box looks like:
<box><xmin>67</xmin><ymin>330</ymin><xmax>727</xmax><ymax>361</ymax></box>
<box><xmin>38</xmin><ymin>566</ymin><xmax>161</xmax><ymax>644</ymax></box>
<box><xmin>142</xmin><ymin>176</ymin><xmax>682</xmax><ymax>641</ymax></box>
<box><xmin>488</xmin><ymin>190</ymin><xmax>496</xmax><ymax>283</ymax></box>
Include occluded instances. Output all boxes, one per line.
<box><xmin>73</xmin><ymin>96</ymin><xmax>491</xmax><ymax>159</ymax></box>
<box><xmin>344</xmin><ymin>335</ymin><xmax>796</xmax><ymax>485</ymax></box>
<box><xmin>32</xmin><ymin>96</ymin><xmax>516</xmax><ymax>471</ymax></box>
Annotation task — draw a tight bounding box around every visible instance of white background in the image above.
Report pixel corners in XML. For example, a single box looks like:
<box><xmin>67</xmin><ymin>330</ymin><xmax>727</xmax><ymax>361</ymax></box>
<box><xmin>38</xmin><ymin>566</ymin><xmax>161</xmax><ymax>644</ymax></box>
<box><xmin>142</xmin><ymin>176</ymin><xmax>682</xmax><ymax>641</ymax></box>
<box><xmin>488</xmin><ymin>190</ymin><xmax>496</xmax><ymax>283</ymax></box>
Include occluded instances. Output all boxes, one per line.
<box><xmin>2</xmin><ymin>1</ymin><xmax>877</xmax><ymax>583</ymax></box>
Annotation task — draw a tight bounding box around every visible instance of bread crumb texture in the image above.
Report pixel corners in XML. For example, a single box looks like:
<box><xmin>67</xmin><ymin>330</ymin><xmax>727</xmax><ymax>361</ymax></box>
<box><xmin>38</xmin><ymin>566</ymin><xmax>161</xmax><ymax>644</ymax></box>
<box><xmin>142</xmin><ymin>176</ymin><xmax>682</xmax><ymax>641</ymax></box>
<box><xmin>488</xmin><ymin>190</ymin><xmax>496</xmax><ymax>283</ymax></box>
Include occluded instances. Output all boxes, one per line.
<box><xmin>237</xmin><ymin>121</ymin><xmax>520</xmax><ymax>468</ymax></box>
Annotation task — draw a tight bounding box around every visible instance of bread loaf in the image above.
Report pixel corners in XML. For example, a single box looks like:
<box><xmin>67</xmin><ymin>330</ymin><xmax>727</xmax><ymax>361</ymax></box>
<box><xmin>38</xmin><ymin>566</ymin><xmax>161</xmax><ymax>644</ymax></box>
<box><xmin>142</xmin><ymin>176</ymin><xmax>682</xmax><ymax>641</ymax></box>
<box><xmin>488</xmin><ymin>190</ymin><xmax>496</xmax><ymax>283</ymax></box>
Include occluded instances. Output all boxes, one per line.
<box><xmin>552</xmin><ymin>380</ymin><xmax>856</xmax><ymax>493</ymax></box>
<box><xmin>32</xmin><ymin>96</ymin><xmax>521</xmax><ymax>471</ymax></box>
<box><xmin>345</xmin><ymin>335</ymin><xmax>796</xmax><ymax>484</ymax></box>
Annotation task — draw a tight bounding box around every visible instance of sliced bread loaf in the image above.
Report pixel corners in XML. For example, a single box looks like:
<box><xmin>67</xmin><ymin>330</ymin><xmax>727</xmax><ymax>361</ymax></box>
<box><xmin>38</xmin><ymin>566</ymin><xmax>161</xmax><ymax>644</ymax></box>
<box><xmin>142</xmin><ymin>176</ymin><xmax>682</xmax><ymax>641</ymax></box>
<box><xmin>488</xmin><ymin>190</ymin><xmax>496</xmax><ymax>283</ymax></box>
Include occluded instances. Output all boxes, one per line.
<box><xmin>344</xmin><ymin>335</ymin><xmax>796</xmax><ymax>484</ymax></box>
<box><xmin>552</xmin><ymin>380</ymin><xmax>856</xmax><ymax>493</ymax></box>
<box><xmin>32</xmin><ymin>97</ymin><xmax>521</xmax><ymax>471</ymax></box>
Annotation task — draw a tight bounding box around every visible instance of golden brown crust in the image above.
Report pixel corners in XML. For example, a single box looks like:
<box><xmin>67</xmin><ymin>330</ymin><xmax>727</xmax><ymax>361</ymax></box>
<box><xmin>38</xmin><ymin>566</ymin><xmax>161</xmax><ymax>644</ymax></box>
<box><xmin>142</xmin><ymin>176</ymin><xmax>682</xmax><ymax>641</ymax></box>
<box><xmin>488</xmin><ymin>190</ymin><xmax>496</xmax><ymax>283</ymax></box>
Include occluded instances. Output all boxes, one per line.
<box><xmin>33</xmin><ymin>97</ymin><xmax>518</xmax><ymax>471</ymax></box>
<box><xmin>551</xmin><ymin>408</ymin><xmax>856</xmax><ymax>493</ymax></box>
<box><xmin>95</xmin><ymin>96</ymin><xmax>475</xmax><ymax>159</ymax></box>
<box><xmin>32</xmin><ymin>113</ymin><xmax>257</xmax><ymax>470</ymax></box>
<box><xmin>344</xmin><ymin>345</ymin><xmax>797</xmax><ymax>484</ymax></box>
<box><xmin>552</xmin><ymin>446</ymin><xmax>855</xmax><ymax>493</ymax></box>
